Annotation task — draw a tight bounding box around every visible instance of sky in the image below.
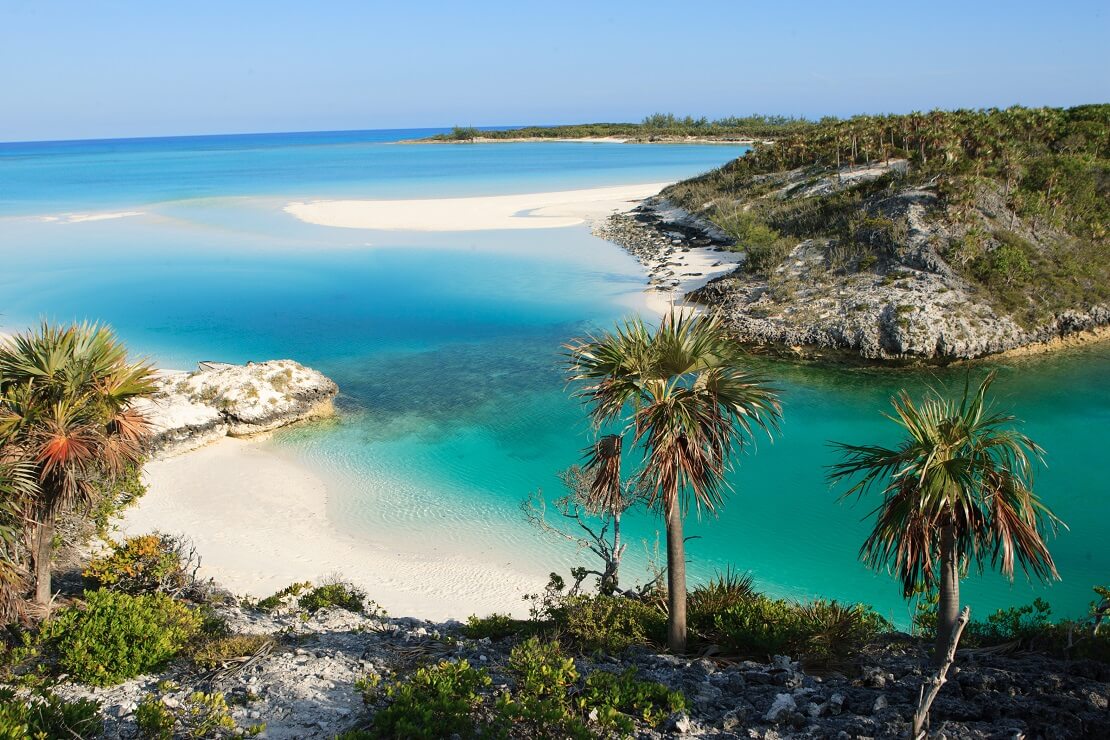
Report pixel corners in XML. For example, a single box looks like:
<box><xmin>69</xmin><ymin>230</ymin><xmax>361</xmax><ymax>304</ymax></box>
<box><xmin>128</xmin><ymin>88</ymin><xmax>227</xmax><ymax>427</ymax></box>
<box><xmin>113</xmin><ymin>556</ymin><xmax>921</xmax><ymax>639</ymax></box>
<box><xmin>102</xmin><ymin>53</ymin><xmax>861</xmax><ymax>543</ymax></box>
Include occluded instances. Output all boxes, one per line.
<box><xmin>2</xmin><ymin>0</ymin><xmax>1108</xmax><ymax>142</ymax></box>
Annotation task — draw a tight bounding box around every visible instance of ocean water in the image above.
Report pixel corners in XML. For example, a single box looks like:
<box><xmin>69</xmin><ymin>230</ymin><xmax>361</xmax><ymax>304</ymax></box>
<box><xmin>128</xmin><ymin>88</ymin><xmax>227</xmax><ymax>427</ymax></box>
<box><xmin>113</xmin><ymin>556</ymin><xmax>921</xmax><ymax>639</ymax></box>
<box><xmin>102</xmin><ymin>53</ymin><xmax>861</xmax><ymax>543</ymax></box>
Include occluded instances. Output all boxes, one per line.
<box><xmin>2</xmin><ymin>129</ymin><xmax>1107</xmax><ymax>625</ymax></box>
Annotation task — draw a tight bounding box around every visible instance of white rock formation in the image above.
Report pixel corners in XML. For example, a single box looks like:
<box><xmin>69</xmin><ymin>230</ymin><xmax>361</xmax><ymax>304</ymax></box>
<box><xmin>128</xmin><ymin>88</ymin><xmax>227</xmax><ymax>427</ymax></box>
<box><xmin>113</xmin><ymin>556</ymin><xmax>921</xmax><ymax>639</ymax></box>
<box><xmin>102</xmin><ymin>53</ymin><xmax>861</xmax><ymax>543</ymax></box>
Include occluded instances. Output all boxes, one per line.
<box><xmin>134</xmin><ymin>360</ymin><xmax>338</xmax><ymax>458</ymax></box>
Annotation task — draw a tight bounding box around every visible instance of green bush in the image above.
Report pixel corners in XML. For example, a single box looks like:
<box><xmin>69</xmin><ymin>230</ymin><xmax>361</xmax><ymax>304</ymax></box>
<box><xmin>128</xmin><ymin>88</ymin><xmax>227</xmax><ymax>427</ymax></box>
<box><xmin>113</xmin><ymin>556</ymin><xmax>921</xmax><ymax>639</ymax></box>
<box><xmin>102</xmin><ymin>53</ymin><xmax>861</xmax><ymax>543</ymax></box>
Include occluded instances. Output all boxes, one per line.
<box><xmin>697</xmin><ymin>593</ymin><xmax>884</xmax><ymax>661</ymax></box>
<box><xmin>551</xmin><ymin>595</ymin><xmax>666</xmax><ymax>653</ymax></box>
<box><xmin>298</xmin><ymin>582</ymin><xmax>366</xmax><ymax>613</ymax></box>
<box><xmin>579</xmin><ymin>668</ymin><xmax>686</xmax><ymax>731</ymax></box>
<box><xmin>136</xmin><ymin>690</ymin><xmax>261</xmax><ymax>739</ymax></box>
<box><xmin>42</xmin><ymin>589</ymin><xmax>201</xmax><ymax>686</ymax></box>
<box><xmin>368</xmin><ymin>660</ymin><xmax>490</xmax><ymax>739</ymax></box>
<box><xmin>0</xmin><ymin>687</ymin><xmax>102</xmax><ymax>739</ymax></box>
<box><xmin>462</xmin><ymin>613</ymin><xmax>532</xmax><ymax>640</ymax></box>
<box><xmin>84</xmin><ymin>533</ymin><xmax>196</xmax><ymax>596</ymax></box>
<box><xmin>687</xmin><ymin>569</ymin><xmax>756</xmax><ymax>617</ymax></box>
<box><xmin>495</xmin><ymin>638</ymin><xmax>589</xmax><ymax>738</ymax></box>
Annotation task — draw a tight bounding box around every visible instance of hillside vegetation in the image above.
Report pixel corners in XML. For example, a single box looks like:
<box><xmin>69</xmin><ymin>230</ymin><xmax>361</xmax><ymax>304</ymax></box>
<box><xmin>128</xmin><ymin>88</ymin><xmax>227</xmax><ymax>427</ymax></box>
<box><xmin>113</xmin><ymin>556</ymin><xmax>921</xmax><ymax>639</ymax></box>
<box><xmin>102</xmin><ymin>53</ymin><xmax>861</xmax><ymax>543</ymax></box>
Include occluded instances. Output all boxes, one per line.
<box><xmin>425</xmin><ymin>113</ymin><xmax>817</xmax><ymax>142</ymax></box>
<box><xmin>662</xmin><ymin>105</ymin><xmax>1109</xmax><ymax>330</ymax></box>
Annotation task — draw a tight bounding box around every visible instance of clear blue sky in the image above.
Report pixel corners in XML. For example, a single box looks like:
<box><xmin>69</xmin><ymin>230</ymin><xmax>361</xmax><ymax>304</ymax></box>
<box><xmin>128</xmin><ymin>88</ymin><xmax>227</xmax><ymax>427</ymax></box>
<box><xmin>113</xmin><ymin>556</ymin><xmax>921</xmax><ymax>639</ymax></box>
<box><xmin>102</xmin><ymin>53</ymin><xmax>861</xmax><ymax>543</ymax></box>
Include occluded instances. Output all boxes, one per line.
<box><xmin>2</xmin><ymin>0</ymin><xmax>1107</xmax><ymax>142</ymax></box>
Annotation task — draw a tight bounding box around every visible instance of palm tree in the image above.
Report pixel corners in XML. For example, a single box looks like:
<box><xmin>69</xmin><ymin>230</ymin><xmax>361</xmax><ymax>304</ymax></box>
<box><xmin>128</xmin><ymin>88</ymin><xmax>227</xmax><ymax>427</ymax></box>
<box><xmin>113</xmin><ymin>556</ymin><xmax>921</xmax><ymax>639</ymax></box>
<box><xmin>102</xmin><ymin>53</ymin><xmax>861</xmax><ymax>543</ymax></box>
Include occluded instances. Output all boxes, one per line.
<box><xmin>0</xmin><ymin>323</ymin><xmax>155</xmax><ymax>606</ymax></box>
<box><xmin>565</xmin><ymin>310</ymin><xmax>781</xmax><ymax>653</ymax></box>
<box><xmin>828</xmin><ymin>373</ymin><xmax>1061</xmax><ymax>662</ymax></box>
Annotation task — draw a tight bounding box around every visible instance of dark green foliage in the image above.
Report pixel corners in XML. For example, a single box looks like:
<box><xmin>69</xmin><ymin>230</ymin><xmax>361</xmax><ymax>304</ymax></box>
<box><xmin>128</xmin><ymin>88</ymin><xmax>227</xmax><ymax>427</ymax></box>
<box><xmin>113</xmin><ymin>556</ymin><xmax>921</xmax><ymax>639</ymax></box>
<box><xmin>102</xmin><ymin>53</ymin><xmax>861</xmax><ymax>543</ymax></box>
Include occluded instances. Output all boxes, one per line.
<box><xmin>423</xmin><ymin>113</ymin><xmax>815</xmax><ymax>142</ymax></box>
<box><xmin>968</xmin><ymin>598</ymin><xmax>1054</xmax><ymax>646</ymax></box>
<box><xmin>135</xmin><ymin>690</ymin><xmax>259</xmax><ymax>739</ymax></box>
<box><xmin>297</xmin><ymin>582</ymin><xmax>366</xmax><ymax>613</ymax></box>
<box><xmin>686</xmin><ymin>568</ymin><xmax>756</xmax><ymax>616</ymax></box>
<box><xmin>447</xmin><ymin>126</ymin><xmax>479</xmax><ymax>140</ymax></box>
<box><xmin>367</xmin><ymin>660</ymin><xmax>490</xmax><ymax>739</ymax></box>
<box><xmin>579</xmin><ymin>668</ymin><xmax>687</xmax><ymax>731</ymax></box>
<box><xmin>692</xmin><ymin>593</ymin><xmax>887</xmax><ymax>661</ymax></box>
<box><xmin>550</xmin><ymin>595</ymin><xmax>666</xmax><ymax>653</ymax></box>
<box><xmin>41</xmin><ymin>589</ymin><xmax>201</xmax><ymax>686</ymax></box>
<box><xmin>462</xmin><ymin>613</ymin><xmax>533</xmax><ymax>640</ymax></box>
<box><xmin>0</xmin><ymin>687</ymin><xmax>102</xmax><ymax>739</ymax></box>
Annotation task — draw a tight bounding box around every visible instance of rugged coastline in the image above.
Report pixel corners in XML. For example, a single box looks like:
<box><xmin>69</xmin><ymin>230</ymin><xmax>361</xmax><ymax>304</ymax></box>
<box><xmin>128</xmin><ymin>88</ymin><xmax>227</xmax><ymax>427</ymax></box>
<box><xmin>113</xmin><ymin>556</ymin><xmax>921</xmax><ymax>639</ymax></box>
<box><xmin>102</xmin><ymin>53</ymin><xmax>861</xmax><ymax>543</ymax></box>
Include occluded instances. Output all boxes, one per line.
<box><xmin>597</xmin><ymin>192</ymin><xmax>1109</xmax><ymax>364</ymax></box>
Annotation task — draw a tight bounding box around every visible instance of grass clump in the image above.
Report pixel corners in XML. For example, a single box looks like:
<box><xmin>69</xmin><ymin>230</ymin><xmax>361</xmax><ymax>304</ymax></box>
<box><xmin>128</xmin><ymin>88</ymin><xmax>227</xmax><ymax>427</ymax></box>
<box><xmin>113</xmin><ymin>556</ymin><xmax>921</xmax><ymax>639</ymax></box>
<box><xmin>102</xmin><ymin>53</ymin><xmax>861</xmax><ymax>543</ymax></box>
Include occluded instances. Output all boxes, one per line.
<box><xmin>188</xmin><ymin>634</ymin><xmax>274</xmax><ymax>671</ymax></box>
<box><xmin>41</xmin><ymin>589</ymin><xmax>201</xmax><ymax>686</ymax></box>
<box><xmin>0</xmin><ymin>687</ymin><xmax>102</xmax><ymax>739</ymax></box>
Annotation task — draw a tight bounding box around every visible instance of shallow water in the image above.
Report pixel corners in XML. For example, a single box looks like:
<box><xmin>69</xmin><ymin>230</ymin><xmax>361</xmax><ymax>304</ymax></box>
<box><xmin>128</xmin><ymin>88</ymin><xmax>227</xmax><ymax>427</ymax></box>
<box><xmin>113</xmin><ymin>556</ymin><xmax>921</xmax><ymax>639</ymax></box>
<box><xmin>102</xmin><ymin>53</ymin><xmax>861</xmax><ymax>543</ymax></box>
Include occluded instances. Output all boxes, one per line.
<box><xmin>2</xmin><ymin>130</ymin><xmax>1106</xmax><ymax>626</ymax></box>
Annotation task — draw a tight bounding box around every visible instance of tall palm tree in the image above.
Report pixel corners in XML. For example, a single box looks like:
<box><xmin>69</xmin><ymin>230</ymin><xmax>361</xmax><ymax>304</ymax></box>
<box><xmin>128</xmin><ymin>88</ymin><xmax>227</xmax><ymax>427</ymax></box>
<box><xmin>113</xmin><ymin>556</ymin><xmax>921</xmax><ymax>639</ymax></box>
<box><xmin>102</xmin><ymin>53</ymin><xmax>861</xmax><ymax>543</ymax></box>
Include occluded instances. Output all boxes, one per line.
<box><xmin>828</xmin><ymin>373</ymin><xmax>1061</xmax><ymax>662</ymax></box>
<box><xmin>565</xmin><ymin>310</ymin><xmax>781</xmax><ymax>653</ymax></box>
<box><xmin>0</xmin><ymin>323</ymin><xmax>155</xmax><ymax>606</ymax></box>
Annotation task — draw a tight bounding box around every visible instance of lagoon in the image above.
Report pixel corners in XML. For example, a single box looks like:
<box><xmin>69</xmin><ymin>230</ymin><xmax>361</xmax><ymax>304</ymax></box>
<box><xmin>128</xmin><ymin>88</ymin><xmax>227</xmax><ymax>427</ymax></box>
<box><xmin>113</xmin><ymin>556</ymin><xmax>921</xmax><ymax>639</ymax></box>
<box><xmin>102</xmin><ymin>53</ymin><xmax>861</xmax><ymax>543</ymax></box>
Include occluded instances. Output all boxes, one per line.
<box><xmin>1</xmin><ymin>129</ymin><xmax>1106</xmax><ymax>625</ymax></box>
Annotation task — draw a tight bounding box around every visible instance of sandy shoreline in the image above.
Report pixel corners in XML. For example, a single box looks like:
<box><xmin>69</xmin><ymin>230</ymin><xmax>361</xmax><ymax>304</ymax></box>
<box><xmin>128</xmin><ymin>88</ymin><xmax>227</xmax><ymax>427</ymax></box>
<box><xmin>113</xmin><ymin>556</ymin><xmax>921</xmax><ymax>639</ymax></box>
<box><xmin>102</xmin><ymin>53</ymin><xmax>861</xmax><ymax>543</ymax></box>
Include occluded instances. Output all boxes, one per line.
<box><xmin>284</xmin><ymin>183</ymin><xmax>668</xmax><ymax>232</ymax></box>
<box><xmin>122</xmin><ymin>438</ymin><xmax>545</xmax><ymax>620</ymax></box>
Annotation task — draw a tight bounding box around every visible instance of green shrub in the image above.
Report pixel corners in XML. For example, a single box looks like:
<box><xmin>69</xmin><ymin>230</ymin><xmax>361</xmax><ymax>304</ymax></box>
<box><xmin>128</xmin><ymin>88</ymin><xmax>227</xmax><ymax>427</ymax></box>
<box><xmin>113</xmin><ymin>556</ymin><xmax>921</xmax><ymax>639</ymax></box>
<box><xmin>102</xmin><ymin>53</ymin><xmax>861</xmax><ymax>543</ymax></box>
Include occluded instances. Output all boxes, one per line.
<box><xmin>687</xmin><ymin>569</ymin><xmax>756</xmax><ymax>617</ymax></box>
<box><xmin>298</xmin><ymin>582</ymin><xmax>366</xmax><ymax>613</ymax></box>
<box><xmin>368</xmin><ymin>660</ymin><xmax>490</xmax><ymax>739</ymax></box>
<box><xmin>707</xmin><ymin>594</ymin><xmax>804</xmax><ymax>657</ymax></box>
<box><xmin>579</xmin><ymin>668</ymin><xmax>686</xmax><ymax>731</ymax></box>
<box><xmin>496</xmin><ymin>638</ymin><xmax>589</xmax><ymax>738</ymax></box>
<box><xmin>794</xmin><ymin>600</ymin><xmax>890</xmax><ymax>659</ymax></box>
<box><xmin>0</xmin><ymin>687</ymin><xmax>102</xmax><ymax>739</ymax></box>
<box><xmin>42</xmin><ymin>589</ymin><xmax>201</xmax><ymax>686</ymax></box>
<box><xmin>188</xmin><ymin>634</ymin><xmax>274</xmax><ymax>670</ymax></box>
<box><xmin>462</xmin><ymin>613</ymin><xmax>531</xmax><ymax>640</ymax></box>
<box><xmin>136</xmin><ymin>690</ymin><xmax>260</xmax><ymax>739</ymax></box>
<box><xmin>253</xmin><ymin>581</ymin><xmax>312</xmax><ymax>612</ymax></box>
<box><xmin>84</xmin><ymin>533</ymin><xmax>197</xmax><ymax>596</ymax></box>
<box><xmin>551</xmin><ymin>595</ymin><xmax>666</xmax><ymax>653</ymax></box>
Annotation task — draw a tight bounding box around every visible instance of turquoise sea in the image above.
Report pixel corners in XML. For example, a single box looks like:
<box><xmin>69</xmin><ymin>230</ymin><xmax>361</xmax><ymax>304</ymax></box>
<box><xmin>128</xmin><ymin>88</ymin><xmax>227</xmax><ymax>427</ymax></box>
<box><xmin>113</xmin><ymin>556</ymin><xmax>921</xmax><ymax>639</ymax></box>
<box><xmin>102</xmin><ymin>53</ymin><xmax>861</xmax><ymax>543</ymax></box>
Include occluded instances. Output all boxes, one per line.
<box><xmin>1</xmin><ymin>128</ymin><xmax>1106</xmax><ymax>626</ymax></box>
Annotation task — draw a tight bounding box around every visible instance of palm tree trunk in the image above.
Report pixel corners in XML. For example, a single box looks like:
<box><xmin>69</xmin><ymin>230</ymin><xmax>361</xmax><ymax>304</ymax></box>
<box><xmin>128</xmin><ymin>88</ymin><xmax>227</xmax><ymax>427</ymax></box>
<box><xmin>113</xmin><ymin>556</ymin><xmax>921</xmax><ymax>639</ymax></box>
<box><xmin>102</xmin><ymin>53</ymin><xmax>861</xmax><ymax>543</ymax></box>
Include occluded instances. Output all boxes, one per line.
<box><xmin>664</xmin><ymin>496</ymin><xmax>687</xmax><ymax>654</ymax></box>
<box><xmin>935</xmin><ymin>524</ymin><xmax>960</xmax><ymax>665</ymax></box>
<box><xmin>33</xmin><ymin>516</ymin><xmax>55</xmax><ymax>606</ymax></box>
<box><xmin>608</xmin><ymin>512</ymin><xmax>622</xmax><ymax>595</ymax></box>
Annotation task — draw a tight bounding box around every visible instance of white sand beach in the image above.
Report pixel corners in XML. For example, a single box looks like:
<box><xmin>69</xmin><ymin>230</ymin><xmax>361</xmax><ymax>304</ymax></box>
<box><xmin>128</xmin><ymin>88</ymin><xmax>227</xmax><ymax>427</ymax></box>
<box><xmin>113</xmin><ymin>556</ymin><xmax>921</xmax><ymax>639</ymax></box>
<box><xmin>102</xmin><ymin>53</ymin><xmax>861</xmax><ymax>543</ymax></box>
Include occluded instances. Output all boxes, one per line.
<box><xmin>284</xmin><ymin>183</ymin><xmax>667</xmax><ymax>231</ymax></box>
<box><xmin>122</xmin><ymin>438</ymin><xmax>545</xmax><ymax>620</ymax></box>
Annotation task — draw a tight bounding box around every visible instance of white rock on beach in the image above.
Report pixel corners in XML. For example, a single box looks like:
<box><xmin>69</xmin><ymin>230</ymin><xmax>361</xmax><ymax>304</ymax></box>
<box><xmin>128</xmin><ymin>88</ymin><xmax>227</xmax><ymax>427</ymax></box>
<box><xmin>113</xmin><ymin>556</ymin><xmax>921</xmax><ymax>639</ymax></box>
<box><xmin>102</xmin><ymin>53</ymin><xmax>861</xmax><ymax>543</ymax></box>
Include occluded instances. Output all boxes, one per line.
<box><xmin>134</xmin><ymin>360</ymin><xmax>338</xmax><ymax>458</ymax></box>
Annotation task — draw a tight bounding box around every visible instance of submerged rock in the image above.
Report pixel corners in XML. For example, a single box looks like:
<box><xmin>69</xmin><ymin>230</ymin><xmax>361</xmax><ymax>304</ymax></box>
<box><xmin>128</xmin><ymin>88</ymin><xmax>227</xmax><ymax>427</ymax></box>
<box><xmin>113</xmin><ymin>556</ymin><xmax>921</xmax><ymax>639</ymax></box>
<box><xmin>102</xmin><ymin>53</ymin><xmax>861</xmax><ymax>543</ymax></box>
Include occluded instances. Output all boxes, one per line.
<box><xmin>135</xmin><ymin>360</ymin><xmax>338</xmax><ymax>457</ymax></box>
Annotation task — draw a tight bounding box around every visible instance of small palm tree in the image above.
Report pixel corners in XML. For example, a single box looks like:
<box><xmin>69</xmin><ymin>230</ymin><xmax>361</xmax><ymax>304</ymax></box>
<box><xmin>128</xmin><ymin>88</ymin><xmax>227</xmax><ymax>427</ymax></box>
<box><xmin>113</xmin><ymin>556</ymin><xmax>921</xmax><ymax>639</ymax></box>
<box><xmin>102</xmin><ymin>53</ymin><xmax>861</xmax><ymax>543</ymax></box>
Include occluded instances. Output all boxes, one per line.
<box><xmin>0</xmin><ymin>323</ymin><xmax>155</xmax><ymax>606</ymax></box>
<box><xmin>828</xmin><ymin>373</ymin><xmax>1061</xmax><ymax>662</ymax></box>
<box><xmin>566</xmin><ymin>310</ymin><xmax>781</xmax><ymax>653</ymax></box>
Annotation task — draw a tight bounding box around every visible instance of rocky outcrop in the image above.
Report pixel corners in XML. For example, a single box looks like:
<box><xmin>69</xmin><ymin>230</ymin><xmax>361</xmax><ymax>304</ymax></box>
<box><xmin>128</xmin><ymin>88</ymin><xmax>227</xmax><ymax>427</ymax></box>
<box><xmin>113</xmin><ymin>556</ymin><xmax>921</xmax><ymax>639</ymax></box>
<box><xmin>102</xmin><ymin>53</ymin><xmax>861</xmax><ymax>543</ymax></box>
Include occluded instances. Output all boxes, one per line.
<box><xmin>54</xmin><ymin>598</ymin><xmax>1110</xmax><ymax>739</ymax></box>
<box><xmin>599</xmin><ymin>178</ymin><xmax>1110</xmax><ymax>363</ymax></box>
<box><xmin>135</xmin><ymin>360</ymin><xmax>338</xmax><ymax>458</ymax></box>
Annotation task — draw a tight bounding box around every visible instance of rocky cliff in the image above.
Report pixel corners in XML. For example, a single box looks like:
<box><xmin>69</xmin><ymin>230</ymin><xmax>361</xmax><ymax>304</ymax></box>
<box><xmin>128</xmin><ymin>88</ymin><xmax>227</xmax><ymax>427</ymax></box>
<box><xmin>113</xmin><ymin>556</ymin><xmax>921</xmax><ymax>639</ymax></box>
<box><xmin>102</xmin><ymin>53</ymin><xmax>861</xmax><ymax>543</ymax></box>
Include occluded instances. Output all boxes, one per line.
<box><xmin>134</xmin><ymin>360</ymin><xmax>338</xmax><ymax>458</ymax></box>
<box><xmin>599</xmin><ymin>165</ymin><xmax>1108</xmax><ymax>363</ymax></box>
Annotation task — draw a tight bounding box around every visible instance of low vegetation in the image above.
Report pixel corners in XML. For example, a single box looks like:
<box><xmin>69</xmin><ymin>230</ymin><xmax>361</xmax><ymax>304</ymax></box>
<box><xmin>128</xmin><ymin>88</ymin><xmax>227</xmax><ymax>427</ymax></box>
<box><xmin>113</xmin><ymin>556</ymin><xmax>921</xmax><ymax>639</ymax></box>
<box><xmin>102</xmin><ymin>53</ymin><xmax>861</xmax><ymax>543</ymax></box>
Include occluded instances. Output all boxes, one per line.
<box><xmin>662</xmin><ymin>105</ymin><xmax>1110</xmax><ymax>326</ymax></box>
<box><xmin>425</xmin><ymin>113</ymin><xmax>816</xmax><ymax>142</ymax></box>
<box><xmin>40</xmin><ymin>589</ymin><xmax>202</xmax><ymax>686</ymax></box>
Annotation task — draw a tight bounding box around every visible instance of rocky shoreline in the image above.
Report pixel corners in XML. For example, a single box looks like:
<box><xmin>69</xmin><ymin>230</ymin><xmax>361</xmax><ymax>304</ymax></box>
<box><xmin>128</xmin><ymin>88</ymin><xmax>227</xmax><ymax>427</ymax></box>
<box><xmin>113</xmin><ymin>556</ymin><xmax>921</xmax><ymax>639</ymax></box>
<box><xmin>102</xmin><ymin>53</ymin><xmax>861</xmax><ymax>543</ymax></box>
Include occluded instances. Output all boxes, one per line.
<box><xmin>55</xmin><ymin>595</ymin><xmax>1110</xmax><ymax>739</ymax></box>
<box><xmin>596</xmin><ymin>197</ymin><xmax>1110</xmax><ymax>364</ymax></box>
<box><xmin>135</xmin><ymin>360</ymin><xmax>338</xmax><ymax>458</ymax></box>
